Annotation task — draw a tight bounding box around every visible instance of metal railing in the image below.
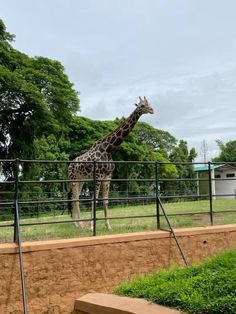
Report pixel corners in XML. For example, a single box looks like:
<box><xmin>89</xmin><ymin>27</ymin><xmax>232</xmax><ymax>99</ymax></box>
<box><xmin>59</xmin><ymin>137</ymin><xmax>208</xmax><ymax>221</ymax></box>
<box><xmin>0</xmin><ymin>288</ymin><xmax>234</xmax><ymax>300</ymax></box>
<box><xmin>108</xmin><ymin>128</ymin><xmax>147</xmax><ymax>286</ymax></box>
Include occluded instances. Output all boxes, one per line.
<box><xmin>0</xmin><ymin>159</ymin><xmax>236</xmax><ymax>313</ymax></box>
<box><xmin>0</xmin><ymin>159</ymin><xmax>236</xmax><ymax>234</ymax></box>
<box><xmin>1</xmin><ymin>159</ymin><xmax>236</xmax><ymax>237</ymax></box>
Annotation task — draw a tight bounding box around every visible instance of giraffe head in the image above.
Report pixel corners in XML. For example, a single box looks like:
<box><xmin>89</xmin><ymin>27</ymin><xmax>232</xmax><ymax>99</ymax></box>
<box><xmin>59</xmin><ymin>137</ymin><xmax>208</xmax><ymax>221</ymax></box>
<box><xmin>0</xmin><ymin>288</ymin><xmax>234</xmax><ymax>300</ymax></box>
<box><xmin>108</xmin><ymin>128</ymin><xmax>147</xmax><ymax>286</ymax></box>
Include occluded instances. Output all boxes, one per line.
<box><xmin>135</xmin><ymin>96</ymin><xmax>154</xmax><ymax>115</ymax></box>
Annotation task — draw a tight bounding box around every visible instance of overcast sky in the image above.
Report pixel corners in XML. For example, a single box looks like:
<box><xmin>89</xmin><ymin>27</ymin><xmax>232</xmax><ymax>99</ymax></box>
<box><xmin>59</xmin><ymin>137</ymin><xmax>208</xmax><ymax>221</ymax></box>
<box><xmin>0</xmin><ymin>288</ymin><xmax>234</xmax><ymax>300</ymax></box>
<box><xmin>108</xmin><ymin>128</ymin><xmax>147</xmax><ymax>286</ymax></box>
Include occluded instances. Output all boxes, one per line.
<box><xmin>2</xmin><ymin>0</ymin><xmax>236</xmax><ymax>160</ymax></box>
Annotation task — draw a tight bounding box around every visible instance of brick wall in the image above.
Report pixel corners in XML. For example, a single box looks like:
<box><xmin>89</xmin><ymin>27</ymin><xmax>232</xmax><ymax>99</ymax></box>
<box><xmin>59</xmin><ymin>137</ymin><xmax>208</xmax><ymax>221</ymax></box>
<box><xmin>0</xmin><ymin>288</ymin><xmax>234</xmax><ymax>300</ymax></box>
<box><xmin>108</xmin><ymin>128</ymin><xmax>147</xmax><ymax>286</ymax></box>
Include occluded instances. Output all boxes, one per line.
<box><xmin>0</xmin><ymin>225</ymin><xmax>235</xmax><ymax>314</ymax></box>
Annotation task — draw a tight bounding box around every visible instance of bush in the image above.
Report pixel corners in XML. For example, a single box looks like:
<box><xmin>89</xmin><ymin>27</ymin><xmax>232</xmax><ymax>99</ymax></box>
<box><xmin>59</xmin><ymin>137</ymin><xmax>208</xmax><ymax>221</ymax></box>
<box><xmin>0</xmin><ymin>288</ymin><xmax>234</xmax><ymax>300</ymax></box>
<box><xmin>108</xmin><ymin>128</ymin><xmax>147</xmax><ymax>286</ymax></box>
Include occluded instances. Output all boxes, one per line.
<box><xmin>115</xmin><ymin>250</ymin><xmax>236</xmax><ymax>314</ymax></box>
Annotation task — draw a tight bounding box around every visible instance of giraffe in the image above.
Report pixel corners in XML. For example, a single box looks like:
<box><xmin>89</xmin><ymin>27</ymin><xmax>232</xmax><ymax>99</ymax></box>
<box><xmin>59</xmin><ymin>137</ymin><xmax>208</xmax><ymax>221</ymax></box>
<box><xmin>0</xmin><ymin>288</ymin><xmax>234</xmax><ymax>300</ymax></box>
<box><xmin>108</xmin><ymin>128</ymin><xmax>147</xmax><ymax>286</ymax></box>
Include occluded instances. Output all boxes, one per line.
<box><xmin>68</xmin><ymin>96</ymin><xmax>154</xmax><ymax>229</ymax></box>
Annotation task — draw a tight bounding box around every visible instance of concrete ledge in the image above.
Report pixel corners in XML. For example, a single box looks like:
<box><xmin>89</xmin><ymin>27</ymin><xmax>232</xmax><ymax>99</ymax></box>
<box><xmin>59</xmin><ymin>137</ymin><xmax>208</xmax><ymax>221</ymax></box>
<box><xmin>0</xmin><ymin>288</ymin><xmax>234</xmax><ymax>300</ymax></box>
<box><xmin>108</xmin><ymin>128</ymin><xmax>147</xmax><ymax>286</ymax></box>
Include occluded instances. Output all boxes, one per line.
<box><xmin>74</xmin><ymin>293</ymin><xmax>184</xmax><ymax>314</ymax></box>
<box><xmin>0</xmin><ymin>224</ymin><xmax>235</xmax><ymax>254</ymax></box>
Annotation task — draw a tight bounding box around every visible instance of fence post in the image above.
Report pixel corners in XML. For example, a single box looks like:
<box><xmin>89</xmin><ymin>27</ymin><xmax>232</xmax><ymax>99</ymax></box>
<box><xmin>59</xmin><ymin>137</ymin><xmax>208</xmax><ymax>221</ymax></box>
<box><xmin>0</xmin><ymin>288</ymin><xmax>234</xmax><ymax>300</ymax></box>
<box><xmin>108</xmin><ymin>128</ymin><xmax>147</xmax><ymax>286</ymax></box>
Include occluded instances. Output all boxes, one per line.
<box><xmin>13</xmin><ymin>159</ymin><xmax>28</xmax><ymax>313</ymax></box>
<box><xmin>13</xmin><ymin>158</ymin><xmax>19</xmax><ymax>243</ymax></box>
<box><xmin>207</xmin><ymin>161</ymin><xmax>213</xmax><ymax>225</ymax></box>
<box><xmin>92</xmin><ymin>160</ymin><xmax>97</xmax><ymax>236</ymax></box>
<box><xmin>155</xmin><ymin>161</ymin><xmax>160</xmax><ymax>229</ymax></box>
<box><xmin>126</xmin><ymin>164</ymin><xmax>129</xmax><ymax>206</ymax></box>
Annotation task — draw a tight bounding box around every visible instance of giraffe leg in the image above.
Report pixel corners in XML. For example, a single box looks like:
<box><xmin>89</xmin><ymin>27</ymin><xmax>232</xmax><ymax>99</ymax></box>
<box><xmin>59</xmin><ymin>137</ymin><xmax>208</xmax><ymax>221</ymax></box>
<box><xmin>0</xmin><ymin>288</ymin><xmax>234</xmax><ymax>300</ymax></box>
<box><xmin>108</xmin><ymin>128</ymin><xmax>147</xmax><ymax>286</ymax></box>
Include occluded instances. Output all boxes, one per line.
<box><xmin>102</xmin><ymin>178</ymin><xmax>112</xmax><ymax>230</ymax></box>
<box><xmin>71</xmin><ymin>181</ymin><xmax>84</xmax><ymax>227</ymax></box>
<box><xmin>91</xmin><ymin>181</ymin><xmax>101</xmax><ymax>230</ymax></box>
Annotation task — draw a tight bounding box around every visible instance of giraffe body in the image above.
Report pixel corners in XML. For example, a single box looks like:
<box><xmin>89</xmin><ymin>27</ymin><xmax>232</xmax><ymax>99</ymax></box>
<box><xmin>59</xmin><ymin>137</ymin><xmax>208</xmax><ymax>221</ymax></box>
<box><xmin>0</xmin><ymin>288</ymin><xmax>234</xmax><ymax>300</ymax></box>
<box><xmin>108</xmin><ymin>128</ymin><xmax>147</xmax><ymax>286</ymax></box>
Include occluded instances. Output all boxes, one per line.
<box><xmin>69</xmin><ymin>97</ymin><xmax>154</xmax><ymax>229</ymax></box>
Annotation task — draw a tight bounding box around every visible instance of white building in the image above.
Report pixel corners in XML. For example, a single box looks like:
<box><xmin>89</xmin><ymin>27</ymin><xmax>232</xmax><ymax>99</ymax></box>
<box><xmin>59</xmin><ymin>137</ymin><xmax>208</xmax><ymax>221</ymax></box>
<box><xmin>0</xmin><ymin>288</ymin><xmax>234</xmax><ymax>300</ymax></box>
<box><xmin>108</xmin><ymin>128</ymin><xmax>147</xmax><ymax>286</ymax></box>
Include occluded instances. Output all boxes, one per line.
<box><xmin>194</xmin><ymin>164</ymin><xmax>236</xmax><ymax>199</ymax></box>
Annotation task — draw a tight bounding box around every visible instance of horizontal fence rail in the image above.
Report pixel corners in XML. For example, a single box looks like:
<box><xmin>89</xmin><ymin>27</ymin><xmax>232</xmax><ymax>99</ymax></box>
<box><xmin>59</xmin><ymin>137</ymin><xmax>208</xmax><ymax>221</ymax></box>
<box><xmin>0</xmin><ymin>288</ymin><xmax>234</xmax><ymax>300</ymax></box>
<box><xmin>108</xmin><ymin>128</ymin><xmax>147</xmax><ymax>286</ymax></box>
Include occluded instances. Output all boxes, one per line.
<box><xmin>0</xmin><ymin>159</ymin><xmax>235</xmax><ymax>244</ymax></box>
<box><xmin>0</xmin><ymin>159</ymin><xmax>236</xmax><ymax>238</ymax></box>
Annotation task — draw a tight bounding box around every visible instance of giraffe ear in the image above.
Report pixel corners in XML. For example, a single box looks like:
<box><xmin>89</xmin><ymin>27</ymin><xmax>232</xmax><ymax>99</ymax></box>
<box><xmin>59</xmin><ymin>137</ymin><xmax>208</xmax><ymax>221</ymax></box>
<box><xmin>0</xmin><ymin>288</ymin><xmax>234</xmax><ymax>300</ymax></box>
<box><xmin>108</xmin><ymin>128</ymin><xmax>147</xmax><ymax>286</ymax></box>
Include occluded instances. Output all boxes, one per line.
<box><xmin>135</xmin><ymin>103</ymin><xmax>138</xmax><ymax>107</ymax></box>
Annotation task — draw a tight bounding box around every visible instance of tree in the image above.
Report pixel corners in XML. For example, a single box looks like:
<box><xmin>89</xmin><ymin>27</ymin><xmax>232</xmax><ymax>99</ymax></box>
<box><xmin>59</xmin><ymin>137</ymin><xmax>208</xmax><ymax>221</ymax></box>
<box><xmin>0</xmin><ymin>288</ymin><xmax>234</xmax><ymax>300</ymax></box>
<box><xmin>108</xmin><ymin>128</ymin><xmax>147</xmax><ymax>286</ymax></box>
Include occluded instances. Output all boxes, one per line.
<box><xmin>0</xmin><ymin>19</ymin><xmax>79</xmax><ymax>178</ymax></box>
<box><xmin>133</xmin><ymin>122</ymin><xmax>177</xmax><ymax>157</ymax></box>
<box><xmin>67</xmin><ymin>116</ymin><xmax>117</xmax><ymax>159</ymax></box>
<box><xmin>166</xmin><ymin>140</ymin><xmax>197</xmax><ymax>196</ymax></box>
<box><xmin>214</xmin><ymin>140</ymin><xmax>236</xmax><ymax>162</ymax></box>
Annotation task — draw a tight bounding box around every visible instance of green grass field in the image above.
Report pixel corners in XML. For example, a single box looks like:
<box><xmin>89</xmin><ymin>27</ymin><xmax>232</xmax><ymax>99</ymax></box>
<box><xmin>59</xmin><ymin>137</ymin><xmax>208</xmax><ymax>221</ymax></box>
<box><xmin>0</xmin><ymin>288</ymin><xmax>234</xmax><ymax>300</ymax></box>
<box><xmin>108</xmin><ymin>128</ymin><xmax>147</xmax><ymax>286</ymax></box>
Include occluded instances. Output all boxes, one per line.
<box><xmin>0</xmin><ymin>199</ymin><xmax>236</xmax><ymax>243</ymax></box>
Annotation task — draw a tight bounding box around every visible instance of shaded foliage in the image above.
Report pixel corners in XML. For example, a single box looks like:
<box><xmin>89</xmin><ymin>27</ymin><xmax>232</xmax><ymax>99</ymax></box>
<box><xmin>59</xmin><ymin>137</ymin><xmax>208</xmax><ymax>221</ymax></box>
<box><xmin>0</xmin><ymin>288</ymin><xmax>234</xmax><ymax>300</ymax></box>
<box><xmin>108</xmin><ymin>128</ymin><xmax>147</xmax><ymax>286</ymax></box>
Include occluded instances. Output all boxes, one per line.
<box><xmin>0</xmin><ymin>19</ymin><xmax>79</xmax><ymax>179</ymax></box>
<box><xmin>165</xmin><ymin>140</ymin><xmax>197</xmax><ymax>197</ymax></box>
<box><xmin>213</xmin><ymin>140</ymin><xmax>236</xmax><ymax>163</ymax></box>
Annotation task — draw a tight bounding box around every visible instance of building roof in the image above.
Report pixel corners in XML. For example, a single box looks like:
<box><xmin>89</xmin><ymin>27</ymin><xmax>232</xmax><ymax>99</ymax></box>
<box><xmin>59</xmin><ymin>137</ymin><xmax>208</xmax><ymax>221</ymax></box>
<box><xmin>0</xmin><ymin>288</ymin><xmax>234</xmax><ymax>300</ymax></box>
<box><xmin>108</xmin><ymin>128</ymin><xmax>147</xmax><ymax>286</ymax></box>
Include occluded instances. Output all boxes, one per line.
<box><xmin>193</xmin><ymin>164</ymin><xmax>224</xmax><ymax>172</ymax></box>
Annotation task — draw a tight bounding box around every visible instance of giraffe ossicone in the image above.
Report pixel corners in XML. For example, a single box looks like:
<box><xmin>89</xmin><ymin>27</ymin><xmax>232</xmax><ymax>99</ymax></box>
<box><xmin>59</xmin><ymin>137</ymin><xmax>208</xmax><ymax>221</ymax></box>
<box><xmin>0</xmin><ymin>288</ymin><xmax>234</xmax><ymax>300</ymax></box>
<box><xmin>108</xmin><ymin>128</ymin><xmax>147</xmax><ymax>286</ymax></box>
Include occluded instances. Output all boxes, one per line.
<box><xmin>68</xmin><ymin>96</ymin><xmax>154</xmax><ymax>229</ymax></box>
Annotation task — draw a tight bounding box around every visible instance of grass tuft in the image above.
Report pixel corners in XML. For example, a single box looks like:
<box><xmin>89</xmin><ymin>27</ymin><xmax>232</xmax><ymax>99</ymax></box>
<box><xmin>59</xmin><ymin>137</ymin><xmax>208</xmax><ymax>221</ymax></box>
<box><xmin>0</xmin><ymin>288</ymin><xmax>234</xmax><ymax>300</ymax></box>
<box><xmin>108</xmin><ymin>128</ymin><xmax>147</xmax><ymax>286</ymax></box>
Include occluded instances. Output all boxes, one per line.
<box><xmin>115</xmin><ymin>249</ymin><xmax>236</xmax><ymax>314</ymax></box>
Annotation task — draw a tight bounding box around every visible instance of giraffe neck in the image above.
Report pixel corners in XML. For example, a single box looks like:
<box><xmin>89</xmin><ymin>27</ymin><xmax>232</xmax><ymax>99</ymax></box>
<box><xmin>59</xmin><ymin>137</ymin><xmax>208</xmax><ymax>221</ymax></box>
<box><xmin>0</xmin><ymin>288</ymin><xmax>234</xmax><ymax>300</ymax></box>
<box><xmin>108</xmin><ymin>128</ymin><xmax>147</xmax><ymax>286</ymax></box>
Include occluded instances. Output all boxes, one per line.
<box><xmin>94</xmin><ymin>107</ymin><xmax>142</xmax><ymax>153</ymax></box>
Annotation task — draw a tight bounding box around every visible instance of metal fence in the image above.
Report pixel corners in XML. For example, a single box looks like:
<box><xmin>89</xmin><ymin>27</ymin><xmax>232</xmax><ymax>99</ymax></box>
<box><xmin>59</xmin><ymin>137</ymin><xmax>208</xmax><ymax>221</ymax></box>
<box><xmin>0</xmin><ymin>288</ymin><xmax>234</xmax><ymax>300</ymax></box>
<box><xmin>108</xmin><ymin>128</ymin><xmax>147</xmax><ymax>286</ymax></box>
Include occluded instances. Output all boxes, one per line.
<box><xmin>1</xmin><ymin>159</ymin><xmax>236</xmax><ymax>241</ymax></box>
<box><xmin>0</xmin><ymin>159</ymin><xmax>236</xmax><ymax>313</ymax></box>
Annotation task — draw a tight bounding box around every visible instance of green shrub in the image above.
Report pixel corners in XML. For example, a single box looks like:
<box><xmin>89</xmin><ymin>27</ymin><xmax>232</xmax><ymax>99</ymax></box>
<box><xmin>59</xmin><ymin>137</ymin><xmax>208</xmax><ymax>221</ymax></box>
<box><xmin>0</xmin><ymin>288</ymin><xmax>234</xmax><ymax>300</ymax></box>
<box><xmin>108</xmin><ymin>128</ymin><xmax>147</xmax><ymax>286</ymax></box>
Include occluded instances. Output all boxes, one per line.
<box><xmin>115</xmin><ymin>250</ymin><xmax>236</xmax><ymax>314</ymax></box>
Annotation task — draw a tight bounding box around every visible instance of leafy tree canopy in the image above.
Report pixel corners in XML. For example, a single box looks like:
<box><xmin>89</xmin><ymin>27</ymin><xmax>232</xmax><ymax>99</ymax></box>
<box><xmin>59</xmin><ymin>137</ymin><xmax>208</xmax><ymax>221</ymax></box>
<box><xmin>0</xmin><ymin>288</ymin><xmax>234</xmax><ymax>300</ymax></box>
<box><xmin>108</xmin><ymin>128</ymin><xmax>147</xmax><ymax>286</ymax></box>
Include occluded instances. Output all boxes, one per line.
<box><xmin>67</xmin><ymin>116</ymin><xmax>117</xmax><ymax>159</ymax></box>
<box><xmin>133</xmin><ymin>121</ymin><xmax>177</xmax><ymax>157</ymax></box>
<box><xmin>213</xmin><ymin>140</ymin><xmax>236</xmax><ymax>162</ymax></box>
<box><xmin>0</xmin><ymin>19</ymin><xmax>80</xmax><ymax>162</ymax></box>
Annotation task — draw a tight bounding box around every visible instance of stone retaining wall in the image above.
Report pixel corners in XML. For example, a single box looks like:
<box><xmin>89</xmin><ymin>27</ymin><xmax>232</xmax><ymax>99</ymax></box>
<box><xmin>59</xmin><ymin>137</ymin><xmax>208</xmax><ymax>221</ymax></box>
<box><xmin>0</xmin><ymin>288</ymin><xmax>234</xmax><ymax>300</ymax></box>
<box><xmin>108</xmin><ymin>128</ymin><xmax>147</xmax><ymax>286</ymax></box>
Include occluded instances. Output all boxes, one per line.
<box><xmin>0</xmin><ymin>225</ymin><xmax>235</xmax><ymax>313</ymax></box>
